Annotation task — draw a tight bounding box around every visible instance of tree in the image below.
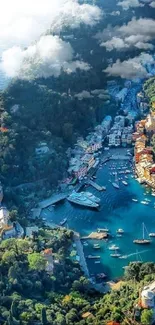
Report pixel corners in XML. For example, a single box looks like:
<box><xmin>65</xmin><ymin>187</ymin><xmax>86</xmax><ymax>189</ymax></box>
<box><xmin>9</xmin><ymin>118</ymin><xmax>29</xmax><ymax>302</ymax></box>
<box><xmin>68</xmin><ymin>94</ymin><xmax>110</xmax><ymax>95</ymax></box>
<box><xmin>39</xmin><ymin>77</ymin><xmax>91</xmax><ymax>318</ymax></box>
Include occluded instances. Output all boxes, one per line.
<box><xmin>141</xmin><ymin>309</ymin><xmax>153</xmax><ymax>325</ymax></box>
<box><xmin>28</xmin><ymin>253</ymin><xmax>46</xmax><ymax>271</ymax></box>
<box><xmin>2</xmin><ymin>251</ymin><xmax>16</xmax><ymax>264</ymax></box>
<box><xmin>41</xmin><ymin>307</ymin><xmax>47</xmax><ymax>325</ymax></box>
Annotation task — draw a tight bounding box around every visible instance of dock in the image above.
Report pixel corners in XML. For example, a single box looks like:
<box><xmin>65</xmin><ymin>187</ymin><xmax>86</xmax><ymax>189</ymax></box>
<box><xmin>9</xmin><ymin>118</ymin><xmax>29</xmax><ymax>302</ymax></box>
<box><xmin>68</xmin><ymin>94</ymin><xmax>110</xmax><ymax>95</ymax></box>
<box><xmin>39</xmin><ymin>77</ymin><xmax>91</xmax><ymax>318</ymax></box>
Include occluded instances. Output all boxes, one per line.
<box><xmin>87</xmin><ymin>179</ymin><xmax>105</xmax><ymax>191</ymax></box>
<box><xmin>81</xmin><ymin>232</ymin><xmax>108</xmax><ymax>240</ymax></box>
<box><xmin>73</xmin><ymin>232</ymin><xmax>89</xmax><ymax>277</ymax></box>
<box><xmin>39</xmin><ymin>193</ymin><xmax>67</xmax><ymax>209</ymax></box>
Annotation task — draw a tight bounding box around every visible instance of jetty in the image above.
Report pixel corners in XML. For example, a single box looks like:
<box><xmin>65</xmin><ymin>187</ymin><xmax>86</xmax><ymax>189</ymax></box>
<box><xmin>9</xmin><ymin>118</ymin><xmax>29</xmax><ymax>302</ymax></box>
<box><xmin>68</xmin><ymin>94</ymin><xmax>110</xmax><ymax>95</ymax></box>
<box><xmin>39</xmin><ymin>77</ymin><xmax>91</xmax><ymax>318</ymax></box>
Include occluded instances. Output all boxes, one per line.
<box><xmin>39</xmin><ymin>193</ymin><xmax>67</xmax><ymax>209</ymax></box>
<box><xmin>87</xmin><ymin>179</ymin><xmax>105</xmax><ymax>191</ymax></box>
<box><xmin>81</xmin><ymin>232</ymin><xmax>108</xmax><ymax>240</ymax></box>
<box><xmin>73</xmin><ymin>232</ymin><xmax>89</xmax><ymax>277</ymax></box>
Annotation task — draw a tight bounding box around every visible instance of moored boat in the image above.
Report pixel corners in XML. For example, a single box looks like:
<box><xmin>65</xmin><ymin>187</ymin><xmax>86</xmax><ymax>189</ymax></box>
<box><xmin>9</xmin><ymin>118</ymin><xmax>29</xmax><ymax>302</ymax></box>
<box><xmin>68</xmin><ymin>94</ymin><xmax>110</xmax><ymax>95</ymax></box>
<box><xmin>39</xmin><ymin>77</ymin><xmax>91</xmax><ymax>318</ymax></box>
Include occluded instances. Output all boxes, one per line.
<box><xmin>59</xmin><ymin>218</ymin><xmax>67</xmax><ymax>226</ymax></box>
<box><xmin>140</xmin><ymin>201</ymin><xmax>149</xmax><ymax>205</ymax></box>
<box><xmin>93</xmin><ymin>244</ymin><xmax>101</xmax><ymax>249</ymax></box>
<box><xmin>109</xmin><ymin>244</ymin><xmax>119</xmax><ymax>251</ymax></box>
<box><xmin>110</xmin><ymin>252</ymin><xmax>121</xmax><ymax>258</ymax></box>
<box><xmin>122</xmin><ymin>180</ymin><xmax>128</xmax><ymax>186</ymax></box>
<box><xmin>116</xmin><ymin>228</ymin><xmax>124</xmax><ymax>234</ymax></box>
<box><xmin>149</xmin><ymin>233</ymin><xmax>155</xmax><ymax>237</ymax></box>
<box><xmin>132</xmin><ymin>198</ymin><xmax>138</xmax><ymax>202</ymax></box>
<box><xmin>87</xmin><ymin>255</ymin><xmax>100</xmax><ymax>259</ymax></box>
<box><xmin>97</xmin><ymin>228</ymin><xmax>109</xmax><ymax>233</ymax></box>
<box><xmin>133</xmin><ymin>222</ymin><xmax>151</xmax><ymax>245</ymax></box>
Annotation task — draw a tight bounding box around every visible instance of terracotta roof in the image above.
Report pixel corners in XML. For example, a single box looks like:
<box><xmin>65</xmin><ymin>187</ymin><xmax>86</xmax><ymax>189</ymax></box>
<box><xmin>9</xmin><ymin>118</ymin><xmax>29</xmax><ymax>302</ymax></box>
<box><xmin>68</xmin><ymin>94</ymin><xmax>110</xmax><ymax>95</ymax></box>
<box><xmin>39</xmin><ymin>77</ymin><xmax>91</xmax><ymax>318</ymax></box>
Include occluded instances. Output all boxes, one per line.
<box><xmin>43</xmin><ymin>248</ymin><xmax>53</xmax><ymax>255</ymax></box>
<box><xmin>82</xmin><ymin>312</ymin><xmax>93</xmax><ymax>319</ymax></box>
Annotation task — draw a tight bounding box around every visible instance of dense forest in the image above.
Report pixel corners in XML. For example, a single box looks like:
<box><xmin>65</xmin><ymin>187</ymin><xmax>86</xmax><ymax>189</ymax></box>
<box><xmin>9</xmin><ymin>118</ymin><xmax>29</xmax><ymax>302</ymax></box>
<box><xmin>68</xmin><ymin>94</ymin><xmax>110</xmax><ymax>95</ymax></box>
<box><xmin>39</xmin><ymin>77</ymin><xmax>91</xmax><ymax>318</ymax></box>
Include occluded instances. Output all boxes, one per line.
<box><xmin>0</xmin><ymin>226</ymin><xmax>155</xmax><ymax>325</ymax></box>
<box><xmin>0</xmin><ymin>63</ymin><xmax>117</xmax><ymax>214</ymax></box>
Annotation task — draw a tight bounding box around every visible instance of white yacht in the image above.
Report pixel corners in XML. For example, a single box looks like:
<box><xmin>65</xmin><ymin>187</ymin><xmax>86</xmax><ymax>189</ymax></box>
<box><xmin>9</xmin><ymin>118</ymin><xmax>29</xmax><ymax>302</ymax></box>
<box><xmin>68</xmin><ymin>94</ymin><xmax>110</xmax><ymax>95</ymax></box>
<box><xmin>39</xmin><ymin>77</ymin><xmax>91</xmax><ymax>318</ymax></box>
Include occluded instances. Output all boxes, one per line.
<box><xmin>122</xmin><ymin>180</ymin><xmax>128</xmax><ymax>186</ymax></box>
<box><xmin>80</xmin><ymin>191</ymin><xmax>100</xmax><ymax>203</ymax></box>
<box><xmin>67</xmin><ymin>192</ymin><xmax>99</xmax><ymax>208</ymax></box>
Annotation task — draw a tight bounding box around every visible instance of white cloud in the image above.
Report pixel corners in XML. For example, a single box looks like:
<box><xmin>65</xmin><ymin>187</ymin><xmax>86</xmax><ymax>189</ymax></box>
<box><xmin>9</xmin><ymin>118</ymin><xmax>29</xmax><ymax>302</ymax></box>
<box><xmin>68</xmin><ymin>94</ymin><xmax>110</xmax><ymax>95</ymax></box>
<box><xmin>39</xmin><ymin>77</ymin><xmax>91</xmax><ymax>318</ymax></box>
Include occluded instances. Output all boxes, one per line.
<box><xmin>118</xmin><ymin>0</ymin><xmax>143</xmax><ymax>10</ymax></box>
<box><xmin>1</xmin><ymin>35</ymin><xmax>90</xmax><ymax>79</ymax></box>
<box><xmin>0</xmin><ymin>0</ymin><xmax>101</xmax><ymax>79</ymax></box>
<box><xmin>97</xmin><ymin>18</ymin><xmax>155</xmax><ymax>51</ymax></box>
<box><xmin>104</xmin><ymin>53</ymin><xmax>154</xmax><ymax>79</ymax></box>
<box><xmin>149</xmin><ymin>1</ymin><xmax>155</xmax><ymax>6</ymax></box>
<box><xmin>110</xmin><ymin>11</ymin><xmax>120</xmax><ymax>16</ymax></box>
<box><xmin>101</xmin><ymin>37</ymin><xmax>128</xmax><ymax>51</ymax></box>
<box><xmin>0</xmin><ymin>0</ymin><xmax>102</xmax><ymax>52</ymax></box>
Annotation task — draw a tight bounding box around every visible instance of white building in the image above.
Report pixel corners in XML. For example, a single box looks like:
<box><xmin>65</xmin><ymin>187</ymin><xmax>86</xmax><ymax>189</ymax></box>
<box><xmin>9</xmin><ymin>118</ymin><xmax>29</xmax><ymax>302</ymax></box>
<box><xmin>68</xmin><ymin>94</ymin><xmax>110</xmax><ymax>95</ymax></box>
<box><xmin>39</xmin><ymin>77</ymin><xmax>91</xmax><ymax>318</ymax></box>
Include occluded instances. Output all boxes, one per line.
<box><xmin>0</xmin><ymin>207</ymin><xmax>9</xmax><ymax>227</ymax></box>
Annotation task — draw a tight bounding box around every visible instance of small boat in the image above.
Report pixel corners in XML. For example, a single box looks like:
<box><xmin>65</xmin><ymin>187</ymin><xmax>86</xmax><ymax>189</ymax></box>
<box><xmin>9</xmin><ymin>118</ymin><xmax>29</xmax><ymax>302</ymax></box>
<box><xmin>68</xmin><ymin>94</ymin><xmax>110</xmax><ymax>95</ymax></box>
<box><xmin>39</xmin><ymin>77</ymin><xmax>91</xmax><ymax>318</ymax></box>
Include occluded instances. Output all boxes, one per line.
<box><xmin>97</xmin><ymin>228</ymin><xmax>109</xmax><ymax>233</ymax></box>
<box><xmin>122</xmin><ymin>180</ymin><xmax>128</xmax><ymax>186</ymax></box>
<box><xmin>93</xmin><ymin>175</ymin><xmax>97</xmax><ymax>179</ymax></box>
<box><xmin>116</xmin><ymin>228</ymin><xmax>124</xmax><ymax>234</ymax></box>
<box><xmin>116</xmin><ymin>234</ymin><xmax>122</xmax><ymax>237</ymax></box>
<box><xmin>83</xmin><ymin>241</ymin><xmax>89</xmax><ymax>246</ymax></box>
<box><xmin>96</xmin><ymin>273</ymin><xmax>106</xmax><ymax>279</ymax></box>
<box><xmin>59</xmin><ymin>218</ymin><xmax>67</xmax><ymax>226</ymax></box>
<box><xmin>140</xmin><ymin>201</ymin><xmax>149</xmax><ymax>205</ymax></box>
<box><xmin>112</xmin><ymin>172</ymin><xmax>119</xmax><ymax>189</ymax></box>
<box><xmin>119</xmin><ymin>255</ymin><xmax>128</xmax><ymax>259</ymax></box>
<box><xmin>109</xmin><ymin>244</ymin><xmax>119</xmax><ymax>251</ymax></box>
<box><xmin>152</xmin><ymin>192</ymin><xmax>155</xmax><ymax>196</ymax></box>
<box><xmin>149</xmin><ymin>233</ymin><xmax>155</xmax><ymax>237</ymax></box>
<box><xmin>42</xmin><ymin>218</ymin><xmax>46</xmax><ymax>221</ymax></box>
<box><xmin>110</xmin><ymin>251</ymin><xmax>121</xmax><ymax>258</ymax></box>
<box><xmin>94</xmin><ymin>261</ymin><xmax>101</xmax><ymax>264</ymax></box>
<box><xmin>87</xmin><ymin>255</ymin><xmax>100</xmax><ymax>259</ymax></box>
<box><xmin>93</xmin><ymin>244</ymin><xmax>101</xmax><ymax>249</ymax></box>
<box><xmin>132</xmin><ymin>198</ymin><xmax>138</xmax><ymax>202</ymax></box>
<box><xmin>133</xmin><ymin>222</ymin><xmax>151</xmax><ymax>245</ymax></box>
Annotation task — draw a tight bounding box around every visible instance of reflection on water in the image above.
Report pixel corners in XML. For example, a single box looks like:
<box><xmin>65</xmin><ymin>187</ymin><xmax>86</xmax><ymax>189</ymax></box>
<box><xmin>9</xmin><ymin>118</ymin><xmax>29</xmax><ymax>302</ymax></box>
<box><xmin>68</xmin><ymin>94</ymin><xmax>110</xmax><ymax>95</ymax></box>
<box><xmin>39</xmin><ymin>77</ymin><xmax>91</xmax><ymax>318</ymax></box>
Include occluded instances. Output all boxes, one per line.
<box><xmin>42</xmin><ymin>151</ymin><xmax>155</xmax><ymax>279</ymax></box>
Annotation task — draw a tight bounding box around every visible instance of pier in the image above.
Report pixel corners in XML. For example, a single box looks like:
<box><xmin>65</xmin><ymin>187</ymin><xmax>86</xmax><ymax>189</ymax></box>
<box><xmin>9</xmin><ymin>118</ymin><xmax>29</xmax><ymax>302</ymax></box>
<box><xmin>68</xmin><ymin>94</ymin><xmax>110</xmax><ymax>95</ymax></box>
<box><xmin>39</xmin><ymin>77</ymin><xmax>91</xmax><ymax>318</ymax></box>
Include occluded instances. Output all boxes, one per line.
<box><xmin>73</xmin><ymin>232</ymin><xmax>89</xmax><ymax>277</ymax></box>
<box><xmin>87</xmin><ymin>179</ymin><xmax>105</xmax><ymax>191</ymax></box>
<box><xmin>39</xmin><ymin>193</ymin><xmax>67</xmax><ymax>209</ymax></box>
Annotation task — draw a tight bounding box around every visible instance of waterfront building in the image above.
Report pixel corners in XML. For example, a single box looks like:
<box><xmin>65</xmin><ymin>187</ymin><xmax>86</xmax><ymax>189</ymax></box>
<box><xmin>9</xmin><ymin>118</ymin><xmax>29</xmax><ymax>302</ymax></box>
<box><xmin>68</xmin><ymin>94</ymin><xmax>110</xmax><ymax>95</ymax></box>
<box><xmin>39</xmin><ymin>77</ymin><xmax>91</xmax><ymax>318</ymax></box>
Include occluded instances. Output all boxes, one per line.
<box><xmin>145</xmin><ymin>112</ymin><xmax>155</xmax><ymax>133</ymax></box>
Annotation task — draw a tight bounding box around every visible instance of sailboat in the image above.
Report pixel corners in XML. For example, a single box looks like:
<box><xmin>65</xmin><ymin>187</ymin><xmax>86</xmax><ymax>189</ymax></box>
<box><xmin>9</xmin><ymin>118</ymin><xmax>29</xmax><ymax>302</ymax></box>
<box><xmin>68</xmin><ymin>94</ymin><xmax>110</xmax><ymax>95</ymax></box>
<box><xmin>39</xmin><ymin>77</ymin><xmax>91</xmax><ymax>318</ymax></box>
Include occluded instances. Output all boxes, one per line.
<box><xmin>110</xmin><ymin>249</ymin><xmax>121</xmax><ymax>258</ymax></box>
<box><xmin>133</xmin><ymin>222</ymin><xmax>151</xmax><ymax>245</ymax></box>
<box><xmin>112</xmin><ymin>172</ymin><xmax>119</xmax><ymax>189</ymax></box>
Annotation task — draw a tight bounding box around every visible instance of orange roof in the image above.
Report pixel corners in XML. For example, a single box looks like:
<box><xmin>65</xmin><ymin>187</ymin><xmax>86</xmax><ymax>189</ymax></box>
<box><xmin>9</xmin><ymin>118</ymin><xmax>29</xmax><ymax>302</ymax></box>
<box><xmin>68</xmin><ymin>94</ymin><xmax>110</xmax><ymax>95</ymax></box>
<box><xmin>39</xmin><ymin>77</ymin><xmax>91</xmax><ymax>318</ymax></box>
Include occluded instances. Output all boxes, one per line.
<box><xmin>43</xmin><ymin>248</ymin><xmax>53</xmax><ymax>255</ymax></box>
<box><xmin>0</xmin><ymin>127</ymin><xmax>8</xmax><ymax>132</ymax></box>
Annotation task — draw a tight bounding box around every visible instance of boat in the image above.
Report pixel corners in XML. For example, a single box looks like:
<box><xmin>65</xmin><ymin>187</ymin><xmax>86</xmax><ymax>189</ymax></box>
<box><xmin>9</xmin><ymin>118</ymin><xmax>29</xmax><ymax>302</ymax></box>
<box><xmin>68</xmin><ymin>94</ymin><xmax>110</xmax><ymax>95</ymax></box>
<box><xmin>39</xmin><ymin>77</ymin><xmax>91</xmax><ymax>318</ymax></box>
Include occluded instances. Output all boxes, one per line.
<box><xmin>109</xmin><ymin>244</ymin><xmax>119</xmax><ymax>251</ymax></box>
<box><xmin>97</xmin><ymin>228</ymin><xmax>109</xmax><ymax>233</ymax></box>
<box><xmin>83</xmin><ymin>241</ymin><xmax>89</xmax><ymax>246</ymax></box>
<box><xmin>140</xmin><ymin>201</ymin><xmax>149</xmax><ymax>205</ymax></box>
<box><xmin>93</xmin><ymin>244</ymin><xmax>101</xmax><ymax>249</ymax></box>
<box><xmin>149</xmin><ymin>233</ymin><xmax>155</xmax><ymax>237</ymax></box>
<box><xmin>87</xmin><ymin>255</ymin><xmax>100</xmax><ymax>259</ymax></box>
<box><xmin>116</xmin><ymin>228</ymin><xmax>124</xmax><ymax>234</ymax></box>
<box><xmin>132</xmin><ymin>198</ymin><xmax>138</xmax><ymax>202</ymax></box>
<box><xmin>93</xmin><ymin>175</ymin><xmax>97</xmax><ymax>179</ymax></box>
<box><xmin>110</xmin><ymin>251</ymin><xmax>121</xmax><ymax>258</ymax></box>
<box><xmin>122</xmin><ymin>180</ymin><xmax>128</xmax><ymax>186</ymax></box>
<box><xmin>119</xmin><ymin>255</ymin><xmax>128</xmax><ymax>259</ymax></box>
<box><xmin>94</xmin><ymin>261</ymin><xmax>101</xmax><ymax>264</ymax></box>
<box><xmin>80</xmin><ymin>191</ymin><xmax>100</xmax><ymax>203</ymax></box>
<box><xmin>67</xmin><ymin>192</ymin><xmax>99</xmax><ymax>208</ymax></box>
<box><xmin>112</xmin><ymin>172</ymin><xmax>119</xmax><ymax>189</ymax></box>
<box><xmin>133</xmin><ymin>222</ymin><xmax>151</xmax><ymax>245</ymax></box>
<box><xmin>152</xmin><ymin>192</ymin><xmax>155</xmax><ymax>196</ymax></box>
<box><xmin>59</xmin><ymin>218</ymin><xmax>67</xmax><ymax>226</ymax></box>
<box><xmin>96</xmin><ymin>273</ymin><xmax>106</xmax><ymax>279</ymax></box>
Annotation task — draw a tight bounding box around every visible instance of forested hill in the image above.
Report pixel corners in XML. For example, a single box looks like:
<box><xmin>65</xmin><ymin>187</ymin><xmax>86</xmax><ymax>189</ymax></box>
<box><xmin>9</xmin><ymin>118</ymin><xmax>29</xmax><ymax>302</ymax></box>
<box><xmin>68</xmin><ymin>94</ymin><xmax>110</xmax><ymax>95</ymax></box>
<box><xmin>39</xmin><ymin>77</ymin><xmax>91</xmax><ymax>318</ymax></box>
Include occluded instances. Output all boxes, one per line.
<box><xmin>0</xmin><ymin>227</ymin><xmax>154</xmax><ymax>325</ymax></box>
<box><xmin>0</xmin><ymin>67</ymin><xmax>116</xmax><ymax>210</ymax></box>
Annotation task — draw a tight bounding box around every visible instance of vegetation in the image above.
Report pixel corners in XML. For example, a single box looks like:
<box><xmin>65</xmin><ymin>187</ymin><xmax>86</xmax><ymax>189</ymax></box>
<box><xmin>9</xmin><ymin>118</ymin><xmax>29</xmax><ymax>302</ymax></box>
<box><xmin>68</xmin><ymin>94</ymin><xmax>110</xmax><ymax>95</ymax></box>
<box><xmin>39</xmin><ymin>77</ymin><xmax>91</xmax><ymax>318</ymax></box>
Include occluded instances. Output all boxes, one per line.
<box><xmin>144</xmin><ymin>77</ymin><xmax>155</xmax><ymax>108</ymax></box>
<box><xmin>0</xmin><ymin>227</ymin><xmax>155</xmax><ymax>325</ymax></box>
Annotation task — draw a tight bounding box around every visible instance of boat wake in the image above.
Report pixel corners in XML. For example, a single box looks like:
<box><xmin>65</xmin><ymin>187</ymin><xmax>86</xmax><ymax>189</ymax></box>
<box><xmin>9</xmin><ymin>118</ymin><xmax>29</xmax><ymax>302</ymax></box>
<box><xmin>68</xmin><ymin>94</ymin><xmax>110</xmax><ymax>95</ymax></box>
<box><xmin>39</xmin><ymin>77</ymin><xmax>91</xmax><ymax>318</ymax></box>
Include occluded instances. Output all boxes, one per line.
<box><xmin>120</xmin><ymin>249</ymin><xmax>150</xmax><ymax>259</ymax></box>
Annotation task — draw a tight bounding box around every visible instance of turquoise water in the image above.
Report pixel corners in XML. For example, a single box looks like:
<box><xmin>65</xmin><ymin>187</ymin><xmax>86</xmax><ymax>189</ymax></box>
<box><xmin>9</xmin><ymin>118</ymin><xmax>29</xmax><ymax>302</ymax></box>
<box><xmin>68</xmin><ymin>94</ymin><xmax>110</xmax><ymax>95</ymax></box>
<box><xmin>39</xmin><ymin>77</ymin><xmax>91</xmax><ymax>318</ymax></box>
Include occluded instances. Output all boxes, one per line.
<box><xmin>41</xmin><ymin>148</ymin><xmax>155</xmax><ymax>280</ymax></box>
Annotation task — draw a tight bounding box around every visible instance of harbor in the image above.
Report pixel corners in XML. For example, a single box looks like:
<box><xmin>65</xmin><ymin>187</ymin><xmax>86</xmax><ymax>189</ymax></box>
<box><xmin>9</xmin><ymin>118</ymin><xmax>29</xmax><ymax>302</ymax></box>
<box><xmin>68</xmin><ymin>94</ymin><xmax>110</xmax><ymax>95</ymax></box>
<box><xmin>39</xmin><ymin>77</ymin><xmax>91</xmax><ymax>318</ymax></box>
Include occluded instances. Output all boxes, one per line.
<box><xmin>41</xmin><ymin>147</ymin><xmax>155</xmax><ymax>279</ymax></box>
